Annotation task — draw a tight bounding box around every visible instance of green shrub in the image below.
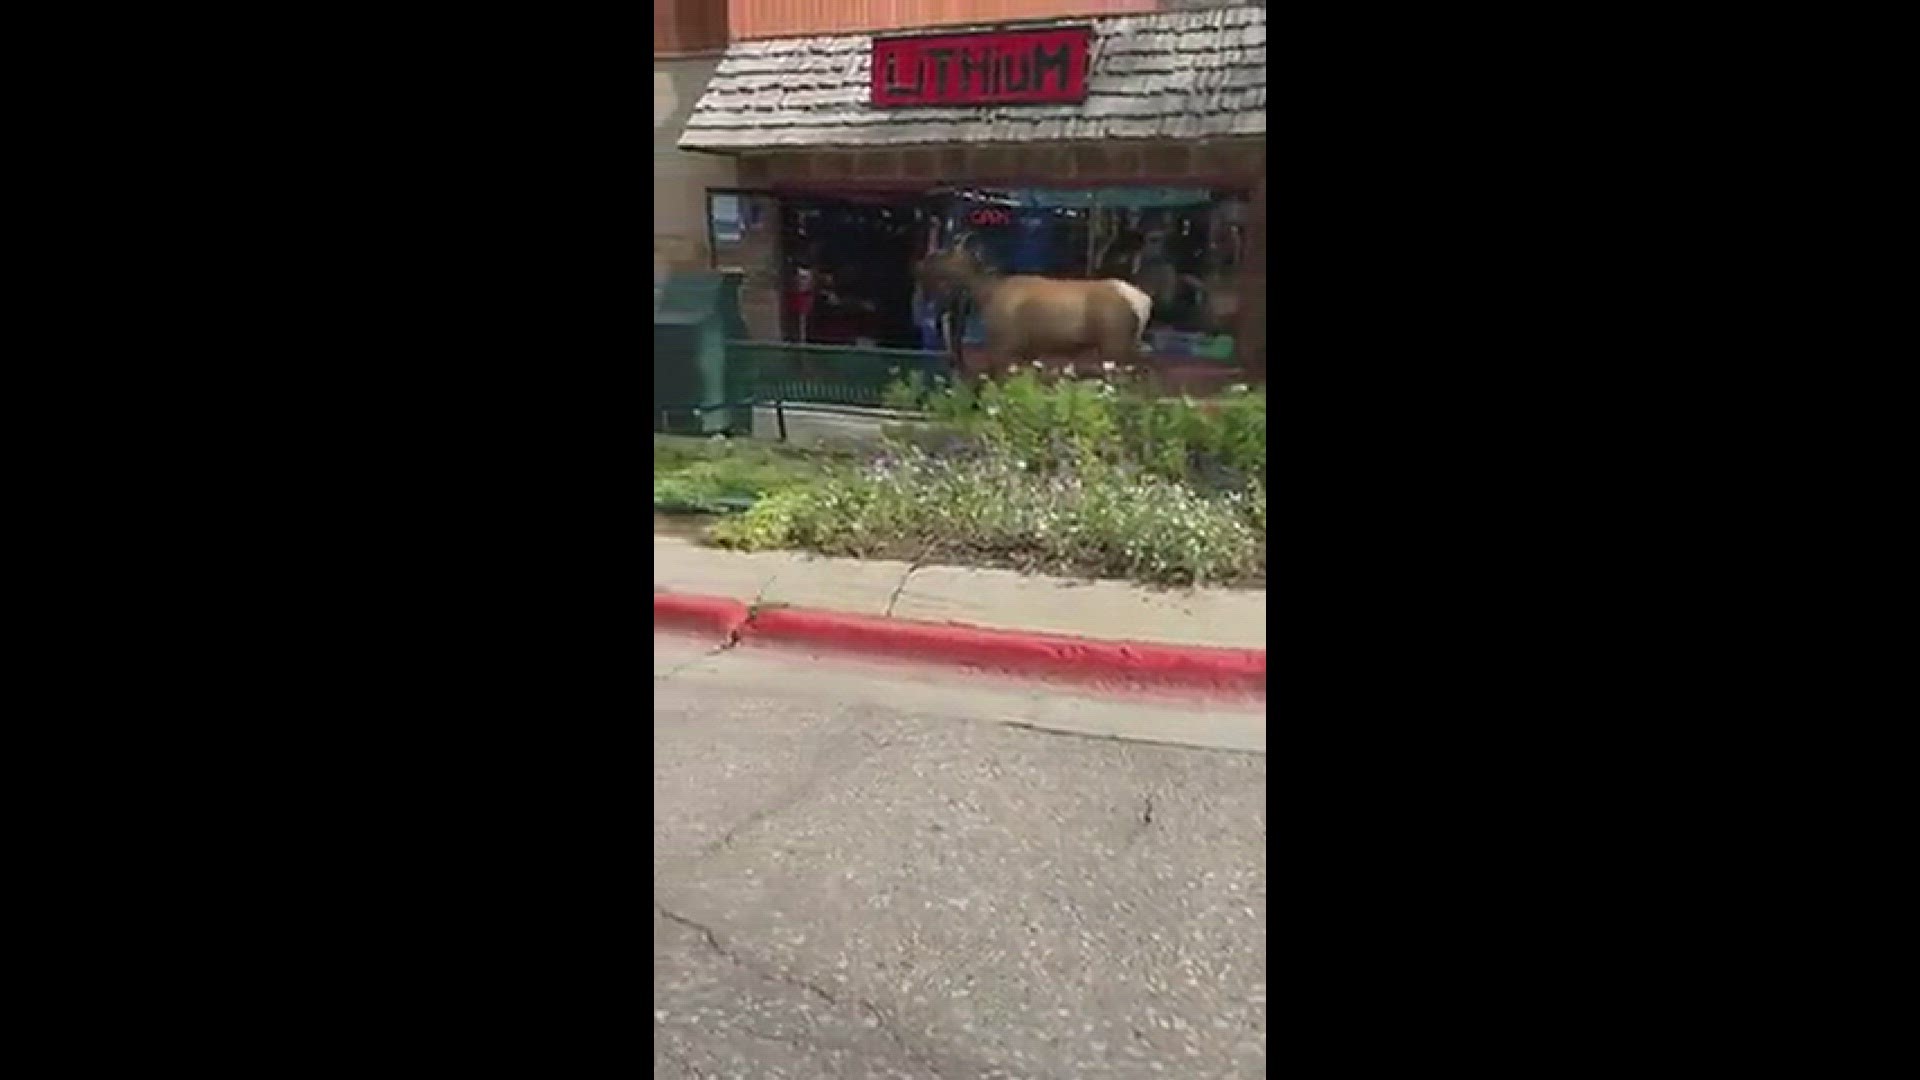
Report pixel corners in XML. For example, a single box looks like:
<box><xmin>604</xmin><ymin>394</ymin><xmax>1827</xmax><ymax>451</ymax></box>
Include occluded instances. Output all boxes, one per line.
<box><xmin>707</xmin><ymin>487</ymin><xmax>815</xmax><ymax>548</ymax></box>
<box><xmin>880</xmin><ymin>368</ymin><xmax>1264</xmax><ymax>494</ymax></box>
<box><xmin>880</xmin><ymin>369</ymin><xmax>930</xmax><ymax>412</ymax></box>
<box><xmin>652</xmin><ymin>435</ymin><xmax>849</xmax><ymax>513</ymax></box>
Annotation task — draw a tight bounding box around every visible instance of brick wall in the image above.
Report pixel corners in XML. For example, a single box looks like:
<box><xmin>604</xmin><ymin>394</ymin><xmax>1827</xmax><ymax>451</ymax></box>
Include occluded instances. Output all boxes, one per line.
<box><xmin>655</xmin><ymin>57</ymin><xmax>737</xmax><ymax>289</ymax></box>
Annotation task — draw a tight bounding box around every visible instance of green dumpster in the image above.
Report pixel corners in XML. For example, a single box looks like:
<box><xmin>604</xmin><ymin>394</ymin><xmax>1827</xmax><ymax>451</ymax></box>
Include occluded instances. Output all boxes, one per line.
<box><xmin>654</xmin><ymin>271</ymin><xmax>747</xmax><ymax>435</ymax></box>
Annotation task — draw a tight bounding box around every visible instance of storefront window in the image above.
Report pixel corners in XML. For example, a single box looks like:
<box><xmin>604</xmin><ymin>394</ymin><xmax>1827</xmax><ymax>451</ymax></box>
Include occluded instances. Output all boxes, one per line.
<box><xmin>712</xmin><ymin>185</ymin><xmax>1251</xmax><ymax>362</ymax></box>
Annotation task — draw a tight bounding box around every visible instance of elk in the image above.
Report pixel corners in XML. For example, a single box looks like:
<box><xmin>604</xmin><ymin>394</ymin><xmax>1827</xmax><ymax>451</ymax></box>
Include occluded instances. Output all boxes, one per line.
<box><xmin>916</xmin><ymin>234</ymin><xmax>1152</xmax><ymax>377</ymax></box>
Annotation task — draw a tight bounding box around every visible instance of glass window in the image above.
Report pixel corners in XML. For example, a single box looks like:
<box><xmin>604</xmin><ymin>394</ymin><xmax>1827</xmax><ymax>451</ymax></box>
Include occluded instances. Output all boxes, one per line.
<box><xmin>933</xmin><ymin>187</ymin><xmax>1249</xmax><ymax>362</ymax></box>
<box><xmin>777</xmin><ymin>196</ymin><xmax>923</xmax><ymax>348</ymax></box>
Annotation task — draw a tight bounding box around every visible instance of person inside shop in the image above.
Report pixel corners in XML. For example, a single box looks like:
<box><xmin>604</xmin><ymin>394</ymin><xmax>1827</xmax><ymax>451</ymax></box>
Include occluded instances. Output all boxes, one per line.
<box><xmin>1133</xmin><ymin>225</ymin><xmax>1181</xmax><ymax>318</ymax></box>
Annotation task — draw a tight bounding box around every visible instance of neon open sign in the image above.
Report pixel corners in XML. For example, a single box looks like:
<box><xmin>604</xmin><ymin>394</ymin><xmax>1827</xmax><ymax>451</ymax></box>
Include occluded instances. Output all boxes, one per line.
<box><xmin>871</xmin><ymin>26</ymin><xmax>1092</xmax><ymax>108</ymax></box>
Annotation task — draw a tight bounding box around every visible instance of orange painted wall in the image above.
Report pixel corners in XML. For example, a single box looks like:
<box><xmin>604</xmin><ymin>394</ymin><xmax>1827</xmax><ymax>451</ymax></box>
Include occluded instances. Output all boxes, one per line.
<box><xmin>727</xmin><ymin>0</ymin><xmax>1161</xmax><ymax>40</ymax></box>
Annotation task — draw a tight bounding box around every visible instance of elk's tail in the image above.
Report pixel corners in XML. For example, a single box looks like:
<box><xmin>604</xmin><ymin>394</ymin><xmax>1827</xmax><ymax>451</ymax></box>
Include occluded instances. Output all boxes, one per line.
<box><xmin>1109</xmin><ymin>280</ymin><xmax>1153</xmax><ymax>340</ymax></box>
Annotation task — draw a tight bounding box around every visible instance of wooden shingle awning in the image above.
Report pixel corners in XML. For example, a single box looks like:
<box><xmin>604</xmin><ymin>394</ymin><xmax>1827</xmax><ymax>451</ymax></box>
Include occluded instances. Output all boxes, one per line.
<box><xmin>677</xmin><ymin>5</ymin><xmax>1266</xmax><ymax>152</ymax></box>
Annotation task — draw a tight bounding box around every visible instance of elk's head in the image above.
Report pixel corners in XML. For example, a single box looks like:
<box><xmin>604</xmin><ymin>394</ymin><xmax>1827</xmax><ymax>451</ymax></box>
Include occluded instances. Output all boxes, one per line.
<box><xmin>916</xmin><ymin>233</ymin><xmax>991</xmax><ymax>299</ymax></box>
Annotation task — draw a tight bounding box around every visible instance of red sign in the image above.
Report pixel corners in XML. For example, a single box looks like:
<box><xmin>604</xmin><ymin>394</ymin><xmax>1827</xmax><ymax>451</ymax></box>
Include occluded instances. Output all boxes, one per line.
<box><xmin>871</xmin><ymin>26</ymin><xmax>1092</xmax><ymax>108</ymax></box>
<box><xmin>969</xmin><ymin>208</ymin><xmax>1012</xmax><ymax>227</ymax></box>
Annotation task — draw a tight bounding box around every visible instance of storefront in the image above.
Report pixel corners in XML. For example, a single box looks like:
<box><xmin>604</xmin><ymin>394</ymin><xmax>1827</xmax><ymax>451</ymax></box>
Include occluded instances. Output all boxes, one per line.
<box><xmin>677</xmin><ymin>5</ymin><xmax>1267</xmax><ymax>377</ymax></box>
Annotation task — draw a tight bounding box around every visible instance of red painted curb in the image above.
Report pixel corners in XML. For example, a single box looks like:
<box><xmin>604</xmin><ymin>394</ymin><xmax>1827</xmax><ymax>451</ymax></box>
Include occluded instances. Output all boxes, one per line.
<box><xmin>741</xmin><ymin>604</ymin><xmax>1265</xmax><ymax>694</ymax></box>
<box><xmin>653</xmin><ymin>592</ymin><xmax>750</xmax><ymax>638</ymax></box>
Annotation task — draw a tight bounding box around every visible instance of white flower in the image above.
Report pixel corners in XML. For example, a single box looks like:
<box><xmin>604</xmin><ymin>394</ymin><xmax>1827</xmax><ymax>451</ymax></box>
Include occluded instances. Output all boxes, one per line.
<box><xmin>1102</xmin><ymin>361</ymin><xmax>1117</xmax><ymax>372</ymax></box>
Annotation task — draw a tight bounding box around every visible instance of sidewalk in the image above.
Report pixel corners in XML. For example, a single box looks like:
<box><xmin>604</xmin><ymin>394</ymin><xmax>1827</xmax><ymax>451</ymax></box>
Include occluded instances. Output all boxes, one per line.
<box><xmin>655</xmin><ymin>536</ymin><xmax>1265</xmax><ymax>651</ymax></box>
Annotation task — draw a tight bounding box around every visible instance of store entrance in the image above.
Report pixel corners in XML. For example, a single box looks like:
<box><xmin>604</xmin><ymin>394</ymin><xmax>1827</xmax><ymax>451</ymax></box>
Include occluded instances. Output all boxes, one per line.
<box><xmin>779</xmin><ymin>194</ymin><xmax>924</xmax><ymax>349</ymax></box>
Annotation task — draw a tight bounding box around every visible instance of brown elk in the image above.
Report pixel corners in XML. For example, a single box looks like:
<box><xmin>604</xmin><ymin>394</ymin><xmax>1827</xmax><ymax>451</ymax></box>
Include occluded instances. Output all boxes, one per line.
<box><xmin>916</xmin><ymin>235</ymin><xmax>1152</xmax><ymax>378</ymax></box>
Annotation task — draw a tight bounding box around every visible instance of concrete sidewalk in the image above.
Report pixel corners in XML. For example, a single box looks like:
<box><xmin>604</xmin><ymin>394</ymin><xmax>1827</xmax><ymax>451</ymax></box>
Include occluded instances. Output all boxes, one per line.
<box><xmin>654</xmin><ymin>535</ymin><xmax>1265</xmax><ymax>650</ymax></box>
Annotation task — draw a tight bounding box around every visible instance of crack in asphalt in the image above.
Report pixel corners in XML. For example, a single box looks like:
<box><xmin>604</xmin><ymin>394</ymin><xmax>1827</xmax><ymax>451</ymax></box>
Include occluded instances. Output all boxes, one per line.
<box><xmin>701</xmin><ymin>723</ymin><xmax>886</xmax><ymax>857</ymax></box>
<box><xmin>656</xmin><ymin>637</ymin><xmax>739</xmax><ymax>681</ymax></box>
<box><xmin>994</xmin><ymin>718</ymin><xmax>1264</xmax><ymax>756</ymax></box>
<box><xmin>861</xmin><ymin>999</ymin><xmax>949</xmax><ymax>1080</ymax></box>
<box><xmin>656</xmin><ymin>903</ymin><xmax>949</xmax><ymax>1078</ymax></box>
<box><xmin>656</xmin><ymin>1045</ymin><xmax>701</xmax><ymax>1078</ymax></box>
<box><xmin>710</xmin><ymin>781</ymin><xmax>815</xmax><ymax>854</ymax></box>
<box><xmin>657</xmin><ymin>903</ymin><xmax>839</xmax><ymax>1007</ymax></box>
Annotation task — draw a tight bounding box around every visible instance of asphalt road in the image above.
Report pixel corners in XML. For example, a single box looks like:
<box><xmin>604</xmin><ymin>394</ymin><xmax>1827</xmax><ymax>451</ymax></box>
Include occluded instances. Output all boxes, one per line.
<box><xmin>655</xmin><ymin>635</ymin><xmax>1267</xmax><ymax>1078</ymax></box>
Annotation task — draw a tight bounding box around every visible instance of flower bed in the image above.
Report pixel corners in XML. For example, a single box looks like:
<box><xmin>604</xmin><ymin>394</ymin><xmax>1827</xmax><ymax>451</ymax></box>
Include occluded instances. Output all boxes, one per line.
<box><xmin>706</xmin><ymin>366</ymin><xmax>1266</xmax><ymax>587</ymax></box>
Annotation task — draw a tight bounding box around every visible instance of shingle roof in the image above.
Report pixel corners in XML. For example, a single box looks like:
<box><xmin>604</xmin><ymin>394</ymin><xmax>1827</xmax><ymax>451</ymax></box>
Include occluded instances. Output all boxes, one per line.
<box><xmin>677</xmin><ymin>6</ymin><xmax>1265</xmax><ymax>151</ymax></box>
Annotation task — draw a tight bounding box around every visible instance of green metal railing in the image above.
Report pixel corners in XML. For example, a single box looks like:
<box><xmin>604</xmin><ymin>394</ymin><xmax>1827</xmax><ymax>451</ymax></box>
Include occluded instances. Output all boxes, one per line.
<box><xmin>725</xmin><ymin>340</ymin><xmax>950</xmax><ymax>409</ymax></box>
<box><xmin>655</xmin><ymin>341</ymin><xmax>949</xmax><ymax>438</ymax></box>
<box><xmin>659</xmin><ymin>338</ymin><xmax>1259</xmax><ymax>439</ymax></box>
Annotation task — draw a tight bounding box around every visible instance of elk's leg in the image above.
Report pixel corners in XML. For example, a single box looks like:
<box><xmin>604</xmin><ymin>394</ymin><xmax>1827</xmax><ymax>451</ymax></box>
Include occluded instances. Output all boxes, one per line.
<box><xmin>1091</xmin><ymin>308</ymin><xmax>1140</xmax><ymax>369</ymax></box>
<box><xmin>981</xmin><ymin>323</ymin><xmax>1019</xmax><ymax>378</ymax></box>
